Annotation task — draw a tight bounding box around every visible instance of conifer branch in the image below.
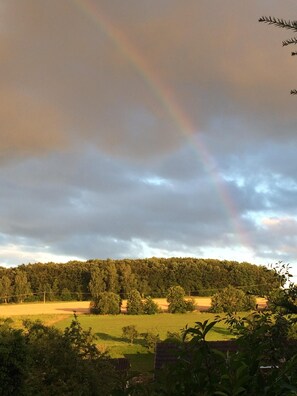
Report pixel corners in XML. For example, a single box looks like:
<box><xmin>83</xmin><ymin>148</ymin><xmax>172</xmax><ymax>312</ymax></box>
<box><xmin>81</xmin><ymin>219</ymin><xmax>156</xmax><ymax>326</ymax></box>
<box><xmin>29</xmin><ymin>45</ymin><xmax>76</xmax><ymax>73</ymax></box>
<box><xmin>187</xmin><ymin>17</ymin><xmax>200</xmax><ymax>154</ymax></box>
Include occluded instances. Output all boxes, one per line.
<box><xmin>259</xmin><ymin>16</ymin><xmax>297</xmax><ymax>33</ymax></box>
<box><xmin>283</xmin><ymin>38</ymin><xmax>297</xmax><ymax>47</ymax></box>
<box><xmin>260</xmin><ymin>16</ymin><xmax>297</xmax><ymax>95</ymax></box>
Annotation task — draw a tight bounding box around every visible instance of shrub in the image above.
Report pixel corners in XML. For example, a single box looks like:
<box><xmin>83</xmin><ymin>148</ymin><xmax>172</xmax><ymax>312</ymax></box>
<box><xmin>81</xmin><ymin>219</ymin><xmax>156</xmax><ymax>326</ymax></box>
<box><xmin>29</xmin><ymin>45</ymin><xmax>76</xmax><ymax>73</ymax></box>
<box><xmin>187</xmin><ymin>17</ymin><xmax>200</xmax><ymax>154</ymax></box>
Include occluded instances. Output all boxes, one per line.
<box><xmin>126</xmin><ymin>289</ymin><xmax>143</xmax><ymax>315</ymax></box>
<box><xmin>210</xmin><ymin>285</ymin><xmax>256</xmax><ymax>313</ymax></box>
<box><xmin>90</xmin><ymin>292</ymin><xmax>121</xmax><ymax>315</ymax></box>
<box><xmin>184</xmin><ymin>298</ymin><xmax>196</xmax><ymax>312</ymax></box>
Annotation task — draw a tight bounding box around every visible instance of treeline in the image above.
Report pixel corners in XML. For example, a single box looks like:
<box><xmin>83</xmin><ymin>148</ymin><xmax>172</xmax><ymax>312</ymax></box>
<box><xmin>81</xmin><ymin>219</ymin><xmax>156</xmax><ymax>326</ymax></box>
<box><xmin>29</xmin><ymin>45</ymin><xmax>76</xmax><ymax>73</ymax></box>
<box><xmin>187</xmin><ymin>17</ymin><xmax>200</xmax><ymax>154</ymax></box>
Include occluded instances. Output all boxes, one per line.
<box><xmin>0</xmin><ymin>258</ymin><xmax>280</xmax><ymax>303</ymax></box>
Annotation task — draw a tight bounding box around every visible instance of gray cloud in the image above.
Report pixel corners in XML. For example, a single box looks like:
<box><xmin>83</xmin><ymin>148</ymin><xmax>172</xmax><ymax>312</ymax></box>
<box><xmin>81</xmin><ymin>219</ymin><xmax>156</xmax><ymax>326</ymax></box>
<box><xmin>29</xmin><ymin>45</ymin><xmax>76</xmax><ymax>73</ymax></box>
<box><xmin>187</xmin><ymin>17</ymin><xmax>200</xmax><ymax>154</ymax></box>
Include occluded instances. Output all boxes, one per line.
<box><xmin>1</xmin><ymin>0</ymin><xmax>297</xmax><ymax>162</ymax></box>
<box><xmin>0</xmin><ymin>1</ymin><xmax>296</xmax><ymax>277</ymax></box>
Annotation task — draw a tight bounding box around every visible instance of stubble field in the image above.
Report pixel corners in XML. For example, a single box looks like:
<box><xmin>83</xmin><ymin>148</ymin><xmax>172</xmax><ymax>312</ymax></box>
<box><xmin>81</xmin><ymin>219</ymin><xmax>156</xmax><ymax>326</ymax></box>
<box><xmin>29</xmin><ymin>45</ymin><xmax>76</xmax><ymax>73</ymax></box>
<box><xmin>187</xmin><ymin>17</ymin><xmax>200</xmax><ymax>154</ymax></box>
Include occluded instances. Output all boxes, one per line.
<box><xmin>0</xmin><ymin>297</ymin><xmax>266</xmax><ymax>316</ymax></box>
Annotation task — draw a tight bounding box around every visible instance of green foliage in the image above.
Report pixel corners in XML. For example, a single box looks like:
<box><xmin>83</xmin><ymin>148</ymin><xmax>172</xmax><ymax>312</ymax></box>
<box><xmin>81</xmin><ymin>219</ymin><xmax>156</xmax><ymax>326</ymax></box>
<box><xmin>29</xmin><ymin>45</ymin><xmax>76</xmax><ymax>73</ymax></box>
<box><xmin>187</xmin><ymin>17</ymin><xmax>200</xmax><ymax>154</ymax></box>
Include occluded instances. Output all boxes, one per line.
<box><xmin>0</xmin><ymin>315</ymin><xmax>120</xmax><ymax>396</ymax></box>
<box><xmin>210</xmin><ymin>286</ymin><xmax>256</xmax><ymax>313</ymax></box>
<box><xmin>126</xmin><ymin>289</ymin><xmax>144</xmax><ymax>315</ymax></box>
<box><xmin>89</xmin><ymin>267</ymin><xmax>106</xmax><ymax>299</ymax></box>
<box><xmin>141</xmin><ymin>331</ymin><xmax>160</xmax><ymax>352</ymax></box>
<box><xmin>167</xmin><ymin>286</ymin><xmax>195</xmax><ymax>313</ymax></box>
<box><xmin>151</xmin><ymin>266</ymin><xmax>297</xmax><ymax>395</ymax></box>
<box><xmin>60</xmin><ymin>287</ymin><xmax>72</xmax><ymax>301</ymax></box>
<box><xmin>14</xmin><ymin>270</ymin><xmax>32</xmax><ymax>303</ymax></box>
<box><xmin>165</xmin><ymin>331</ymin><xmax>183</xmax><ymax>343</ymax></box>
<box><xmin>268</xmin><ymin>286</ymin><xmax>297</xmax><ymax>314</ymax></box>
<box><xmin>0</xmin><ymin>276</ymin><xmax>12</xmax><ymax>303</ymax></box>
<box><xmin>0</xmin><ymin>258</ymin><xmax>278</xmax><ymax>304</ymax></box>
<box><xmin>90</xmin><ymin>291</ymin><xmax>121</xmax><ymax>315</ymax></box>
<box><xmin>153</xmin><ymin>315</ymin><xmax>297</xmax><ymax>395</ymax></box>
<box><xmin>122</xmin><ymin>325</ymin><xmax>138</xmax><ymax>344</ymax></box>
<box><xmin>265</xmin><ymin>263</ymin><xmax>297</xmax><ymax>314</ymax></box>
<box><xmin>143</xmin><ymin>296</ymin><xmax>160</xmax><ymax>314</ymax></box>
<box><xmin>0</xmin><ymin>319</ymin><xmax>28</xmax><ymax>396</ymax></box>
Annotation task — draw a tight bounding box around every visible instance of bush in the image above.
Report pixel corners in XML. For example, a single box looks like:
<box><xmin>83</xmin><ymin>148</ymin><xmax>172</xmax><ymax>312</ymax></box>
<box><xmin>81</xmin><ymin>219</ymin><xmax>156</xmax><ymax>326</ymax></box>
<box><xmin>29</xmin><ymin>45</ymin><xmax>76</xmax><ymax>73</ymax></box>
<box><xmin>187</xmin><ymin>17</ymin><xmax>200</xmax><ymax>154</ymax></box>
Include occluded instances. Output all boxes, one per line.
<box><xmin>210</xmin><ymin>285</ymin><xmax>256</xmax><ymax>313</ymax></box>
<box><xmin>184</xmin><ymin>298</ymin><xmax>196</xmax><ymax>312</ymax></box>
<box><xmin>90</xmin><ymin>292</ymin><xmax>121</xmax><ymax>315</ymax></box>
<box><xmin>126</xmin><ymin>289</ymin><xmax>143</xmax><ymax>315</ymax></box>
<box><xmin>143</xmin><ymin>296</ymin><xmax>160</xmax><ymax>314</ymax></box>
<box><xmin>167</xmin><ymin>286</ymin><xmax>195</xmax><ymax>313</ymax></box>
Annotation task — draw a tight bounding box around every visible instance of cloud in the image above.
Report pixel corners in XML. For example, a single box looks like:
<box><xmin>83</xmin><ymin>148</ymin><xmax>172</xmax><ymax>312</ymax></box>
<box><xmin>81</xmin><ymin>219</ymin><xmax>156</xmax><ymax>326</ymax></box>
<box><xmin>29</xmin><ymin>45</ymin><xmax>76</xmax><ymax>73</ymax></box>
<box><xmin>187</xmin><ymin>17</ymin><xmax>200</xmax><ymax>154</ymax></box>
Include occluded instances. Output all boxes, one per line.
<box><xmin>1</xmin><ymin>0</ymin><xmax>296</xmax><ymax>164</ymax></box>
<box><xmin>0</xmin><ymin>0</ymin><xmax>297</xmax><ymax>278</ymax></box>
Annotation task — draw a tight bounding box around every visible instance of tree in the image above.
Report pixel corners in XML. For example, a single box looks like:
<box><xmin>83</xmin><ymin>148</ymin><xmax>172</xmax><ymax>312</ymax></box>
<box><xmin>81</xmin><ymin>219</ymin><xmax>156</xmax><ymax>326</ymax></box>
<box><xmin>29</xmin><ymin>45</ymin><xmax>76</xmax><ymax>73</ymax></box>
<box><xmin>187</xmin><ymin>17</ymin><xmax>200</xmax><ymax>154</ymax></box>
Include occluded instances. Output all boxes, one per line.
<box><xmin>60</xmin><ymin>287</ymin><xmax>72</xmax><ymax>301</ymax></box>
<box><xmin>143</xmin><ymin>296</ymin><xmax>160</xmax><ymax>314</ymax></box>
<box><xmin>122</xmin><ymin>325</ymin><xmax>138</xmax><ymax>344</ymax></box>
<box><xmin>0</xmin><ymin>319</ymin><xmax>28</xmax><ymax>395</ymax></box>
<box><xmin>89</xmin><ymin>267</ymin><xmax>106</xmax><ymax>299</ymax></box>
<box><xmin>210</xmin><ymin>285</ymin><xmax>256</xmax><ymax>313</ymax></box>
<box><xmin>126</xmin><ymin>289</ymin><xmax>144</xmax><ymax>315</ymax></box>
<box><xmin>24</xmin><ymin>316</ymin><xmax>119</xmax><ymax>395</ymax></box>
<box><xmin>14</xmin><ymin>270</ymin><xmax>31</xmax><ymax>303</ymax></box>
<box><xmin>141</xmin><ymin>331</ymin><xmax>160</xmax><ymax>352</ymax></box>
<box><xmin>167</xmin><ymin>286</ymin><xmax>195</xmax><ymax>313</ymax></box>
<box><xmin>266</xmin><ymin>263</ymin><xmax>297</xmax><ymax>314</ymax></box>
<box><xmin>259</xmin><ymin>16</ymin><xmax>297</xmax><ymax>94</ymax></box>
<box><xmin>90</xmin><ymin>291</ymin><xmax>121</xmax><ymax>315</ymax></box>
<box><xmin>0</xmin><ymin>276</ymin><xmax>12</xmax><ymax>303</ymax></box>
<box><xmin>0</xmin><ymin>316</ymin><xmax>121</xmax><ymax>396</ymax></box>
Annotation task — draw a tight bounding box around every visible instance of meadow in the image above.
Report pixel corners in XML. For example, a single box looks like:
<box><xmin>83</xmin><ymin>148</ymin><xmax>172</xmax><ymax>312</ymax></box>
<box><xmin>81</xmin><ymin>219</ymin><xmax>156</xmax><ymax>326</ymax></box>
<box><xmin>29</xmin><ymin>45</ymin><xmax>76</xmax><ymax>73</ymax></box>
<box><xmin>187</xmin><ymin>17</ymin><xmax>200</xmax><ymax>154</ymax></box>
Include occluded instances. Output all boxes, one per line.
<box><xmin>1</xmin><ymin>297</ymin><xmax>267</xmax><ymax>372</ymax></box>
<box><xmin>4</xmin><ymin>310</ymin><xmax>234</xmax><ymax>372</ymax></box>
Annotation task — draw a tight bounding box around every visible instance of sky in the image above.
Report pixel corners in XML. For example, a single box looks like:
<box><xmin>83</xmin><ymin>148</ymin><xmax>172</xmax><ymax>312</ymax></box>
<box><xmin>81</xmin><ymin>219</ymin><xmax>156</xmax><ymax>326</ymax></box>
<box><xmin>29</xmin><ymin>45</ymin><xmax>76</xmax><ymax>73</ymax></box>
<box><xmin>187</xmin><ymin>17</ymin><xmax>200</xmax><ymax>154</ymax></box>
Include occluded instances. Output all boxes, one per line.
<box><xmin>1</xmin><ymin>0</ymin><xmax>297</xmax><ymax>279</ymax></box>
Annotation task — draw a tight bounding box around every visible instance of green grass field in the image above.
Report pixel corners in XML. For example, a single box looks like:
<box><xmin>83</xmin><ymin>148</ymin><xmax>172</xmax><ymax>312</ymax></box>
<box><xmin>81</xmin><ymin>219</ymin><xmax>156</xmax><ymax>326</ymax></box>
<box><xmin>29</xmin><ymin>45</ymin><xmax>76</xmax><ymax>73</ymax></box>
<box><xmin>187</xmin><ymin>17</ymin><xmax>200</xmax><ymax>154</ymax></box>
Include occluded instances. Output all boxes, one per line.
<box><xmin>54</xmin><ymin>312</ymin><xmax>233</xmax><ymax>372</ymax></box>
<box><xmin>4</xmin><ymin>312</ymin><xmax>233</xmax><ymax>373</ymax></box>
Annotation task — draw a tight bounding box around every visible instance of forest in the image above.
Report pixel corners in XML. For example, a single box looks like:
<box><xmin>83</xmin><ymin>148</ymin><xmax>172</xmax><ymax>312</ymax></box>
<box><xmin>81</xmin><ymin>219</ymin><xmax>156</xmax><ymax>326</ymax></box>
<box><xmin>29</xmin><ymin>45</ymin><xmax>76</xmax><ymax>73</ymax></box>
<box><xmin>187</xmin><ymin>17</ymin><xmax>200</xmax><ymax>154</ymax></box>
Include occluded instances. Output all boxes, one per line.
<box><xmin>0</xmin><ymin>258</ymin><xmax>280</xmax><ymax>303</ymax></box>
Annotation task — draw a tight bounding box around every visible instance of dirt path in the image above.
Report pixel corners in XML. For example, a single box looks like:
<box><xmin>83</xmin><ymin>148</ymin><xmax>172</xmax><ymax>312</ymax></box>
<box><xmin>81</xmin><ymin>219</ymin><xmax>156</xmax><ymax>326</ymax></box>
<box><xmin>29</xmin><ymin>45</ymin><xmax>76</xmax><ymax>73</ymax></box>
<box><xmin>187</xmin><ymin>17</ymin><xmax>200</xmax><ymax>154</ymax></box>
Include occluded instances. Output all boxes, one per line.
<box><xmin>0</xmin><ymin>297</ymin><xmax>267</xmax><ymax>317</ymax></box>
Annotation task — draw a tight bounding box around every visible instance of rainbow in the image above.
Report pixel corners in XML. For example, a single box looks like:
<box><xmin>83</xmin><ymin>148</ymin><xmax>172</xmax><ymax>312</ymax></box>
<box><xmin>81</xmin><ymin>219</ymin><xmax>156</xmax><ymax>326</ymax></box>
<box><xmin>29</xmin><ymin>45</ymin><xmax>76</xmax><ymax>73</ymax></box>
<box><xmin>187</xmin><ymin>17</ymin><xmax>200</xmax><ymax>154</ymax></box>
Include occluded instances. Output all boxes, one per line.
<box><xmin>72</xmin><ymin>0</ymin><xmax>253</xmax><ymax>255</ymax></box>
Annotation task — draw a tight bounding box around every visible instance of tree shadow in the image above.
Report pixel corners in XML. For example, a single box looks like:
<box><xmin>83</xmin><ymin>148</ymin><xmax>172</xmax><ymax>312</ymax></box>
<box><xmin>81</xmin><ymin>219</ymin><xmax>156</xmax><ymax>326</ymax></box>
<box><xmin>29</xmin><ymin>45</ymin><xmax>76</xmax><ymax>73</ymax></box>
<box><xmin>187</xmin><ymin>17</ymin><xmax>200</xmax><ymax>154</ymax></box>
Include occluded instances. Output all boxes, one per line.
<box><xmin>94</xmin><ymin>332</ymin><xmax>146</xmax><ymax>346</ymax></box>
<box><xmin>95</xmin><ymin>332</ymin><xmax>123</xmax><ymax>343</ymax></box>
<box><xmin>56</xmin><ymin>307</ymin><xmax>89</xmax><ymax>314</ymax></box>
<box><xmin>211</xmin><ymin>326</ymin><xmax>231</xmax><ymax>336</ymax></box>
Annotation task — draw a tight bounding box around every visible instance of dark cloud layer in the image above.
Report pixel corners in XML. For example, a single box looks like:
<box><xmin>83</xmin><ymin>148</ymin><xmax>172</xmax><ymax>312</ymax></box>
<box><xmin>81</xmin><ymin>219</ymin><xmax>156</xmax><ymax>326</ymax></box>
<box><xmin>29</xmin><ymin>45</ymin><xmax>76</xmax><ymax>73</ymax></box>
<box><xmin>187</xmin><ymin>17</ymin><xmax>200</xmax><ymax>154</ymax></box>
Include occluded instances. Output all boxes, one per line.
<box><xmin>0</xmin><ymin>1</ymin><xmax>297</xmax><ymax>278</ymax></box>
